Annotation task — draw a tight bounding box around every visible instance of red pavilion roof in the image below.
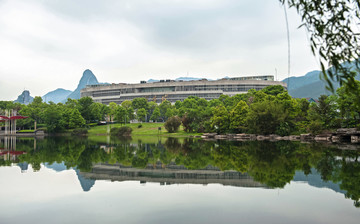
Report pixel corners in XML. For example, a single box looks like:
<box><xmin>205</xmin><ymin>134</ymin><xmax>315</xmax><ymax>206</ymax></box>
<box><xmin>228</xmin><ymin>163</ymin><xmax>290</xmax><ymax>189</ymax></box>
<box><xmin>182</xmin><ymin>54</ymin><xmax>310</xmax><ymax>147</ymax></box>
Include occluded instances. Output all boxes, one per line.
<box><xmin>0</xmin><ymin>115</ymin><xmax>28</xmax><ymax>120</ymax></box>
<box><xmin>0</xmin><ymin>151</ymin><xmax>26</xmax><ymax>155</ymax></box>
<box><xmin>10</xmin><ymin>116</ymin><xmax>28</xmax><ymax>120</ymax></box>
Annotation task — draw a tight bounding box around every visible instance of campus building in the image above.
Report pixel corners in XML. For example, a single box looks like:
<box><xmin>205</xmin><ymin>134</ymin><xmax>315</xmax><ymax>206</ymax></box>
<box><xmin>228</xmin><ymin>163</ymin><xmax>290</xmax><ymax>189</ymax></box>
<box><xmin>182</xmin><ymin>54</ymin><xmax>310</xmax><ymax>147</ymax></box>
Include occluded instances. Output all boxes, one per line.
<box><xmin>80</xmin><ymin>76</ymin><xmax>286</xmax><ymax>104</ymax></box>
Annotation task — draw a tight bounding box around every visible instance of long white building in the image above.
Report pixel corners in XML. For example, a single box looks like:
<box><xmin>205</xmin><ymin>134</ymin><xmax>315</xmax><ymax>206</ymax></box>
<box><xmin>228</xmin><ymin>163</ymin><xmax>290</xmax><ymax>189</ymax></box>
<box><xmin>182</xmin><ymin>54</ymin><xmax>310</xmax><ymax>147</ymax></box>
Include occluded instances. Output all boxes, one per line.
<box><xmin>80</xmin><ymin>76</ymin><xmax>286</xmax><ymax>104</ymax></box>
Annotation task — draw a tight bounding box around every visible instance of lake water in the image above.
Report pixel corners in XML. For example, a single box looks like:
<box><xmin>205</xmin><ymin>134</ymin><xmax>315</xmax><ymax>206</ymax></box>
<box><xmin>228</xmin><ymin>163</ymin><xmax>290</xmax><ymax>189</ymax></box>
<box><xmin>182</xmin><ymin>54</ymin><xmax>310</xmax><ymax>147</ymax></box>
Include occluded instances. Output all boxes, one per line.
<box><xmin>0</xmin><ymin>136</ymin><xmax>359</xmax><ymax>224</ymax></box>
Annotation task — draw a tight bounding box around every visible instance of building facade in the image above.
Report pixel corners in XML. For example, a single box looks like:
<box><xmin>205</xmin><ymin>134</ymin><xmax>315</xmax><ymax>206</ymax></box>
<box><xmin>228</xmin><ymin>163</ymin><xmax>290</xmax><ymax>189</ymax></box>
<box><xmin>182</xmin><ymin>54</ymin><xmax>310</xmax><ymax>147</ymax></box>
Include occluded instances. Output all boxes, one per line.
<box><xmin>80</xmin><ymin>76</ymin><xmax>286</xmax><ymax>104</ymax></box>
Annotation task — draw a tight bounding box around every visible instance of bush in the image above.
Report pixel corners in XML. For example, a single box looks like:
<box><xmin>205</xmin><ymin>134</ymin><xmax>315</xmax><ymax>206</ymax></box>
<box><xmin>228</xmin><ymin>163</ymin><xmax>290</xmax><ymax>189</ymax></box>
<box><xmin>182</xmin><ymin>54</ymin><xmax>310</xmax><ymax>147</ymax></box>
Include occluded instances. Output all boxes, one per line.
<box><xmin>307</xmin><ymin>120</ymin><xmax>324</xmax><ymax>135</ymax></box>
<box><xmin>165</xmin><ymin>116</ymin><xmax>181</xmax><ymax>133</ymax></box>
<box><xmin>276</xmin><ymin>122</ymin><xmax>291</xmax><ymax>136</ymax></box>
<box><xmin>110</xmin><ymin>126</ymin><xmax>133</xmax><ymax>136</ymax></box>
<box><xmin>138</xmin><ymin>124</ymin><xmax>143</xmax><ymax>128</ymax></box>
<box><xmin>72</xmin><ymin>128</ymin><xmax>88</xmax><ymax>135</ymax></box>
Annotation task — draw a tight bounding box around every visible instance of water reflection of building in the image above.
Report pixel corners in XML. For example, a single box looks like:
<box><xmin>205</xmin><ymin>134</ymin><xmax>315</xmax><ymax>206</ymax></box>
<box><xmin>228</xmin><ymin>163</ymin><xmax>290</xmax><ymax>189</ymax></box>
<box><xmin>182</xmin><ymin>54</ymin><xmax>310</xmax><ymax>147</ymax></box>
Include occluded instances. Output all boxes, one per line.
<box><xmin>79</xmin><ymin>163</ymin><xmax>267</xmax><ymax>188</ymax></box>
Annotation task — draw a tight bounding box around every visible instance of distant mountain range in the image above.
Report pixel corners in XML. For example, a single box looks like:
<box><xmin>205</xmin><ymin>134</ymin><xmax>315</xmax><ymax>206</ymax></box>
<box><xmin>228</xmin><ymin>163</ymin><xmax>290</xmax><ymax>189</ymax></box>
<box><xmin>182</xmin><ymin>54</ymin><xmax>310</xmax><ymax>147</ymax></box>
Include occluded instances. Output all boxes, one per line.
<box><xmin>13</xmin><ymin>69</ymin><xmax>99</xmax><ymax>104</ymax></box>
<box><xmin>283</xmin><ymin>61</ymin><xmax>360</xmax><ymax>99</ymax></box>
<box><xmin>65</xmin><ymin>69</ymin><xmax>99</xmax><ymax>101</ymax></box>
<box><xmin>43</xmin><ymin>88</ymin><xmax>72</xmax><ymax>103</ymax></box>
<box><xmin>14</xmin><ymin>90</ymin><xmax>34</xmax><ymax>105</ymax></box>
<box><xmin>282</xmin><ymin>70</ymin><xmax>336</xmax><ymax>98</ymax></box>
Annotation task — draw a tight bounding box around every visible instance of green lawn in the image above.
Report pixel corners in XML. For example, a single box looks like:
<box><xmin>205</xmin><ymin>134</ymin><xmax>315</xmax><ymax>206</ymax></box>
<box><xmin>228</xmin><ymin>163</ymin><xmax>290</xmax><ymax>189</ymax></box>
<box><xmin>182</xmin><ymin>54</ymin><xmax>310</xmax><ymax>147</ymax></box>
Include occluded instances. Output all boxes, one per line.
<box><xmin>88</xmin><ymin>122</ymin><xmax>202</xmax><ymax>137</ymax></box>
<box><xmin>87</xmin><ymin>135</ymin><xmax>179</xmax><ymax>144</ymax></box>
<box><xmin>17</xmin><ymin>130</ymin><xmax>35</xmax><ymax>133</ymax></box>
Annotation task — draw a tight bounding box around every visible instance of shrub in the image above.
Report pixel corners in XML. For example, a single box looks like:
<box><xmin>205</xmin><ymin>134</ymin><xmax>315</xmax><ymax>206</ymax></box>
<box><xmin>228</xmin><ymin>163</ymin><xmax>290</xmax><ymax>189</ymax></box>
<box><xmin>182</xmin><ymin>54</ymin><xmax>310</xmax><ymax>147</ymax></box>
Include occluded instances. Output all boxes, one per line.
<box><xmin>138</xmin><ymin>124</ymin><xmax>143</xmax><ymax>128</ymax></box>
<box><xmin>110</xmin><ymin>126</ymin><xmax>132</xmax><ymax>136</ymax></box>
<box><xmin>181</xmin><ymin>114</ymin><xmax>192</xmax><ymax>132</ymax></box>
<box><xmin>165</xmin><ymin>116</ymin><xmax>182</xmax><ymax>133</ymax></box>
<box><xmin>72</xmin><ymin>128</ymin><xmax>88</xmax><ymax>136</ymax></box>
<box><xmin>307</xmin><ymin>120</ymin><xmax>323</xmax><ymax>135</ymax></box>
<box><xmin>276</xmin><ymin>122</ymin><xmax>291</xmax><ymax>136</ymax></box>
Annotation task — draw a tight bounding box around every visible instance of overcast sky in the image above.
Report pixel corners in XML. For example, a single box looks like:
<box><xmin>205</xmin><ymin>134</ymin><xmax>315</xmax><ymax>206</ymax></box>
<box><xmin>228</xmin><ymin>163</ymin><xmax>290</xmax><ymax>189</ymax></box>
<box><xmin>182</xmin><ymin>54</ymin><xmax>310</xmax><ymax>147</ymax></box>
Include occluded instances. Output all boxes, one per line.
<box><xmin>0</xmin><ymin>0</ymin><xmax>319</xmax><ymax>101</ymax></box>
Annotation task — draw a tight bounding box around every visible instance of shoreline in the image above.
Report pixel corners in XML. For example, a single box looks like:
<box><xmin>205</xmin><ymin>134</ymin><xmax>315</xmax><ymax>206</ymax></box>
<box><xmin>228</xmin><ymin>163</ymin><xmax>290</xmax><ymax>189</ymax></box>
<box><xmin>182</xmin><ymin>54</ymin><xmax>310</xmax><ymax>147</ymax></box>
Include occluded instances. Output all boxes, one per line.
<box><xmin>2</xmin><ymin>126</ymin><xmax>359</xmax><ymax>145</ymax></box>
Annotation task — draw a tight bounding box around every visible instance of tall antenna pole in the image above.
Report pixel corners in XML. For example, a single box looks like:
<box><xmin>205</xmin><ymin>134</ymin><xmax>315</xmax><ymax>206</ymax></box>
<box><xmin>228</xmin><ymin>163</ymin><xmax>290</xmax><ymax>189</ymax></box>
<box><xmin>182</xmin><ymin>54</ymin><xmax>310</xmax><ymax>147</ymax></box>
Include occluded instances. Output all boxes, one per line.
<box><xmin>284</xmin><ymin>4</ymin><xmax>291</xmax><ymax>89</ymax></box>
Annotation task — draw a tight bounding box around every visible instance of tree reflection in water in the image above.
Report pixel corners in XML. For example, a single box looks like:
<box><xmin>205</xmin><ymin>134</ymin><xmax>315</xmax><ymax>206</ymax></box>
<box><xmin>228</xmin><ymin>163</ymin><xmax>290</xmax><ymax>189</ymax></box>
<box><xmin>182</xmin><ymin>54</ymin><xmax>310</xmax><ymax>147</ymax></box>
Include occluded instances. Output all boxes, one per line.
<box><xmin>0</xmin><ymin>136</ymin><xmax>359</xmax><ymax>207</ymax></box>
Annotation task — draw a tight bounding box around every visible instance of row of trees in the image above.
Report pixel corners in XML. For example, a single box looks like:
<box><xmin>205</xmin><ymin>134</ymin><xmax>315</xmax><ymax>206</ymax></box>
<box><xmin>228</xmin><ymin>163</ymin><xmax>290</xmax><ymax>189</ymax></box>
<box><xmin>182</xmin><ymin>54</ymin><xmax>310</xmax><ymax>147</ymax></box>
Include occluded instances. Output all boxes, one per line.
<box><xmin>1</xmin><ymin>97</ymin><xmax>107</xmax><ymax>132</ymax></box>
<box><xmin>1</xmin><ymin>82</ymin><xmax>359</xmax><ymax>134</ymax></box>
<box><xmin>112</xmin><ymin>82</ymin><xmax>360</xmax><ymax>135</ymax></box>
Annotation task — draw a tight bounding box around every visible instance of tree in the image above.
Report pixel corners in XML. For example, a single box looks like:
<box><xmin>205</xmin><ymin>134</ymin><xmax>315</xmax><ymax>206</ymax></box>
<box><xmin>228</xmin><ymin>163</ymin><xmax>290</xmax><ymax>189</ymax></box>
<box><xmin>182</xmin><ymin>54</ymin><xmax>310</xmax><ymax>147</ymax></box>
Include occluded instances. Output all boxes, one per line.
<box><xmin>108</xmin><ymin>102</ymin><xmax>118</xmax><ymax>122</ymax></box>
<box><xmin>121</xmin><ymin>100</ymin><xmax>132</xmax><ymax>110</ymax></box>
<box><xmin>229</xmin><ymin>100</ymin><xmax>249</xmax><ymax>133</ymax></box>
<box><xmin>246</xmin><ymin>101</ymin><xmax>288</xmax><ymax>135</ymax></box>
<box><xmin>100</xmin><ymin>103</ymin><xmax>110</xmax><ymax>121</ymax></box>
<box><xmin>211</xmin><ymin>105</ymin><xmax>230</xmax><ymax>134</ymax></box>
<box><xmin>147</xmin><ymin>101</ymin><xmax>158</xmax><ymax>121</ymax></box>
<box><xmin>295</xmin><ymin>98</ymin><xmax>310</xmax><ymax>122</ymax></box>
<box><xmin>150</xmin><ymin>107</ymin><xmax>161</xmax><ymax>122</ymax></box>
<box><xmin>308</xmin><ymin>95</ymin><xmax>339</xmax><ymax>130</ymax></box>
<box><xmin>115</xmin><ymin>106</ymin><xmax>127</xmax><ymax>124</ymax></box>
<box><xmin>261</xmin><ymin>85</ymin><xmax>286</xmax><ymax>96</ymax></box>
<box><xmin>77</xmin><ymin>97</ymin><xmax>94</xmax><ymax>123</ymax></box>
<box><xmin>136</xmin><ymin>108</ymin><xmax>147</xmax><ymax>122</ymax></box>
<box><xmin>159</xmin><ymin>100</ymin><xmax>172</xmax><ymax>121</ymax></box>
<box><xmin>90</xmin><ymin>102</ymin><xmax>103</xmax><ymax>122</ymax></box>
<box><xmin>336</xmin><ymin>80</ymin><xmax>360</xmax><ymax>127</ymax></box>
<box><xmin>126</xmin><ymin>107</ymin><xmax>135</xmax><ymax>121</ymax></box>
<box><xmin>164</xmin><ymin>116</ymin><xmax>182</xmax><ymax>133</ymax></box>
<box><xmin>65</xmin><ymin>98</ymin><xmax>78</xmax><ymax>109</ymax></box>
<box><xmin>132</xmin><ymin>98</ymin><xmax>149</xmax><ymax>111</ymax></box>
<box><xmin>43</xmin><ymin>104</ymin><xmax>65</xmax><ymax>133</ymax></box>
<box><xmin>280</xmin><ymin>0</ymin><xmax>360</xmax><ymax>91</ymax></box>
<box><xmin>20</xmin><ymin>96</ymin><xmax>46</xmax><ymax>130</ymax></box>
<box><xmin>68</xmin><ymin>109</ymin><xmax>86</xmax><ymax>129</ymax></box>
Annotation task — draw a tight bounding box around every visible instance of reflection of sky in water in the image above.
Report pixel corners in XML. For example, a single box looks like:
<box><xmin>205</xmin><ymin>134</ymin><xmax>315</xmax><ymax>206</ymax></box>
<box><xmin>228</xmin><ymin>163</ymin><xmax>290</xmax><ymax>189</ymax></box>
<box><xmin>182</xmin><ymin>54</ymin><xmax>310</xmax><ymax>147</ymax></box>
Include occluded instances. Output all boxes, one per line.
<box><xmin>0</xmin><ymin>165</ymin><xmax>359</xmax><ymax>224</ymax></box>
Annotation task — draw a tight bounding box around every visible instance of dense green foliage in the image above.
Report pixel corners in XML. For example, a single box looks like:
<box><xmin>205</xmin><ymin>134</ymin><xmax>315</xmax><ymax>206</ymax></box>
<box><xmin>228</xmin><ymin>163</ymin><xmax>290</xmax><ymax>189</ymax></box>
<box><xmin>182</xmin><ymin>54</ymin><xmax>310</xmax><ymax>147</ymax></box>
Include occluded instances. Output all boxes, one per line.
<box><xmin>164</xmin><ymin>116</ymin><xmax>181</xmax><ymax>133</ymax></box>
<box><xmin>0</xmin><ymin>97</ymin><xmax>108</xmax><ymax>133</ymax></box>
<box><xmin>1</xmin><ymin>83</ymin><xmax>360</xmax><ymax>134</ymax></box>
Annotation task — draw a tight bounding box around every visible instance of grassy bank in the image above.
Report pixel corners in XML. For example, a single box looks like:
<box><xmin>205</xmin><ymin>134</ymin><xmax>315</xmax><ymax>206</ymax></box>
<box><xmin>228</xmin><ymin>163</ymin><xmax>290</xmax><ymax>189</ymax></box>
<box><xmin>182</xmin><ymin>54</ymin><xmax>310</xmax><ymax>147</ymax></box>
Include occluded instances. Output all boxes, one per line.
<box><xmin>88</xmin><ymin>122</ymin><xmax>202</xmax><ymax>137</ymax></box>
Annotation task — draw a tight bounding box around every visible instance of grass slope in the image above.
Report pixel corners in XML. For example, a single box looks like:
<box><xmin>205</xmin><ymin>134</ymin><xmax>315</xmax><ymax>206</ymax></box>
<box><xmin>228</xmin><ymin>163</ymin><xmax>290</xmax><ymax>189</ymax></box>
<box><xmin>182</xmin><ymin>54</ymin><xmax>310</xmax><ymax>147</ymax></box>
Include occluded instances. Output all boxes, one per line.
<box><xmin>88</xmin><ymin>122</ymin><xmax>202</xmax><ymax>137</ymax></box>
